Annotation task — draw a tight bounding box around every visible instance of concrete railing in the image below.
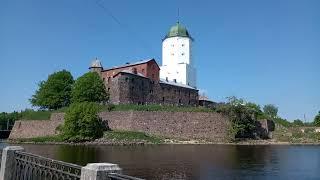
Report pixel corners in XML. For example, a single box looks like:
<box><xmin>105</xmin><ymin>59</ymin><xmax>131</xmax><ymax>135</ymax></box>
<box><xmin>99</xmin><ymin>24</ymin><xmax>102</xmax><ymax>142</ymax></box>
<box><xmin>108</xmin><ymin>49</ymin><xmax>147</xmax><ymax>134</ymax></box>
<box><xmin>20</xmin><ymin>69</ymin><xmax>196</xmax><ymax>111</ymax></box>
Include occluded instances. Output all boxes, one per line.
<box><xmin>0</xmin><ymin>146</ymin><xmax>143</xmax><ymax>180</ymax></box>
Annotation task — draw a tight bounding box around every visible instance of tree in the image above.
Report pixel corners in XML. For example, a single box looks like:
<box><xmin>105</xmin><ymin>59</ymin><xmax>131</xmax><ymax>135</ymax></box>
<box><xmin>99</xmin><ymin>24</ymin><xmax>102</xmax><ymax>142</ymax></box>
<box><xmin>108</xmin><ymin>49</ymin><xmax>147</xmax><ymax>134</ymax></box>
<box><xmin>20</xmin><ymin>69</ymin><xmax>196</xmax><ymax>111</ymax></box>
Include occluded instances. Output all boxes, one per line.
<box><xmin>263</xmin><ymin>104</ymin><xmax>278</xmax><ymax>119</ymax></box>
<box><xmin>71</xmin><ymin>72</ymin><xmax>108</xmax><ymax>103</ymax></box>
<box><xmin>314</xmin><ymin>111</ymin><xmax>320</xmax><ymax>127</ymax></box>
<box><xmin>62</xmin><ymin>102</ymin><xmax>104</xmax><ymax>142</ymax></box>
<box><xmin>30</xmin><ymin>70</ymin><xmax>74</xmax><ymax>110</ymax></box>
<box><xmin>246</xmin><ymin>102</ymin><xmax>264</xmax><ymax>119</ymax></box>
<box><xmin>293</xmin><ymin>119</ymin><xmax>304</xmax><ymax>126</ymax></box>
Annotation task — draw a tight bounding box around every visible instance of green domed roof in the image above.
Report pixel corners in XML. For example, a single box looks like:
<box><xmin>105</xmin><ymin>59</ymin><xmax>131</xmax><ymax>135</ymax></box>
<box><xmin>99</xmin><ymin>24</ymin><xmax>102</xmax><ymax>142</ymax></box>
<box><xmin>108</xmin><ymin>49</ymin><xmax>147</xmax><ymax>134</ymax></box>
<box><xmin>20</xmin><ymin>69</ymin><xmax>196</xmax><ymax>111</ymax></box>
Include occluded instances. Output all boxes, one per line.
<box><xmin>164</xmin><ymin>22</ymin><xmax>193</xmax><ymax>40</ymax></box>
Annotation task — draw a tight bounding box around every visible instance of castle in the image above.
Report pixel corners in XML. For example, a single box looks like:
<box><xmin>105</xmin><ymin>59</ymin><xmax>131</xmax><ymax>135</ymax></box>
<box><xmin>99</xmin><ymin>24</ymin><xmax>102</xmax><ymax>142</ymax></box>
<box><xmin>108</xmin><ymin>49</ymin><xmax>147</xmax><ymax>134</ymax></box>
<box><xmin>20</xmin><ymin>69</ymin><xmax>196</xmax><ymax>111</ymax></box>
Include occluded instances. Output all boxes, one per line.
<box><xmin>89</xmin><ymin>22</ymin><xmax>202</xmax><ymax>106</ymax></box>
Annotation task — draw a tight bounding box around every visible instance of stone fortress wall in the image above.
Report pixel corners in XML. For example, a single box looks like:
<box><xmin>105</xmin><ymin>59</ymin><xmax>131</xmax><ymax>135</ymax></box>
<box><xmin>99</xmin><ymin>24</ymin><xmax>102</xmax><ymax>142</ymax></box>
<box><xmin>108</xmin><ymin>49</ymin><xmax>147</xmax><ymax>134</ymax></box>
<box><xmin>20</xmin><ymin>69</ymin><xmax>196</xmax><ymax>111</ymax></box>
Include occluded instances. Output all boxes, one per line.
<box><xmin>9</xmin><ymin>111</ymin><xmax>230</xmax><ymax>141</ymax></box>
<box><xmin>9</xmin><ymin>113</ymin><xmax>65</xmax><ymax>139</ymax></box>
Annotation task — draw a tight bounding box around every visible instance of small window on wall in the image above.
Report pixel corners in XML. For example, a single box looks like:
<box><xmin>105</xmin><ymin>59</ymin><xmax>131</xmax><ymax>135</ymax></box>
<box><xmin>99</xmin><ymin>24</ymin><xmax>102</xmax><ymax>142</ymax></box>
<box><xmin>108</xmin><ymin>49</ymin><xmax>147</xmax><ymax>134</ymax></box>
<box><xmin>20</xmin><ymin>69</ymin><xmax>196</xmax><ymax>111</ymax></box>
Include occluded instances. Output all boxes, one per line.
<box><xmin>142</xmin><ymin>69</ymin><xmax>145</xmax><ymax>73</ymax></box>
<box><xmin>162</xmin><ymin>97</ymin><xmax>165</xmax><ymax>102</ymax></box>
<box><xmin>182</xmin><ymin>44</ymin><xmax>185</xmax><ymax>47</ymax></box>
<box><xmin>181</xmin><ymin>53</ymin><xmax>185</xmax><ymax>56</ymax></box>
<box><xmin>179</xmin><ymin>99</ymin><xmax>181</xmax><ymax>104</ymax></box>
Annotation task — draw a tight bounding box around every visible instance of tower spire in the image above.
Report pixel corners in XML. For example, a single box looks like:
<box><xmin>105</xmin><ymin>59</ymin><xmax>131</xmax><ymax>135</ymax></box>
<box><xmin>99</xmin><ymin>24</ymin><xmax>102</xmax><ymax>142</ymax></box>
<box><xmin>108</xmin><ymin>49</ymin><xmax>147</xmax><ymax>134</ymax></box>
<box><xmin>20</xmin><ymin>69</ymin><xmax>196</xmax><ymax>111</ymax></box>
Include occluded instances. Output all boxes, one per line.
<box><xmin>177</xmin><ymin>8</ymin><xmax>180</xmax><ymax>23</ymax></box>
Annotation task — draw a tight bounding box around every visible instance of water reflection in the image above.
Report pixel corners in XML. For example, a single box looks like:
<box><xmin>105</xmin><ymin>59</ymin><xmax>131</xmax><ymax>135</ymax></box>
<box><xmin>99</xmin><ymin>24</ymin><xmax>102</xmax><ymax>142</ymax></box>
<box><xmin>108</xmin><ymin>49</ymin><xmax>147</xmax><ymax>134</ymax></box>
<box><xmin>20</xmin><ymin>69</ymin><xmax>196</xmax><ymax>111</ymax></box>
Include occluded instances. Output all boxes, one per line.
<box><xmin>7</xmin><ymin>144</ymin><xmax>320</xmax><ymax>179</ymax></box>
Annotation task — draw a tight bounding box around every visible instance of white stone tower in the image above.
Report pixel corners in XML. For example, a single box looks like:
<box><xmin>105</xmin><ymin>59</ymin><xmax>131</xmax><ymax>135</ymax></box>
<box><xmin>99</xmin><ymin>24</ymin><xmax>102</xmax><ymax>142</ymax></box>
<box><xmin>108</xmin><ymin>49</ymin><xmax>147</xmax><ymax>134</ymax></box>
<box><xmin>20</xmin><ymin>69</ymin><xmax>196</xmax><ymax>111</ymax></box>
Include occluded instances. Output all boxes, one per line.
<box><xmin>160</xmin><ymin>22</ymin><xmax>196</xmax><ymax>88</ymax></box>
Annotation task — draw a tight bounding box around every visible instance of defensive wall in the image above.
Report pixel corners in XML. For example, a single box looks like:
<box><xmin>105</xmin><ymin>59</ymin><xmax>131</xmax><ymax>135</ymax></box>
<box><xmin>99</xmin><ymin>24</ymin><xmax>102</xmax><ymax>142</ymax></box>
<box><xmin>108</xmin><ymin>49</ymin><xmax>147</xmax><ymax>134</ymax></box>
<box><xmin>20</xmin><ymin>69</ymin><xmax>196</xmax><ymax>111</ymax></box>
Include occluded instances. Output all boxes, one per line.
<box><xmin>9</xmin><ymin>113</ymin><xmax>65</xmax><ymax>139</ymax></box>
<box><xmin>9</xmin><ymin>111</ymin><xmax>230</xmax><ymax>141</ymax></box>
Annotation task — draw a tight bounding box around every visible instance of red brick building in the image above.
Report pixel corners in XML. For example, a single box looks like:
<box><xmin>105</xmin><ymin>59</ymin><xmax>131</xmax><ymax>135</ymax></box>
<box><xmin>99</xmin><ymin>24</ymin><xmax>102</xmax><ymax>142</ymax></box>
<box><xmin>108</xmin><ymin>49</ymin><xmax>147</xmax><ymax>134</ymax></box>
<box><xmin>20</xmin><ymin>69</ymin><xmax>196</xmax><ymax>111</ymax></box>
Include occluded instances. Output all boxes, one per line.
<box><xmin>101</xmin><ymin>59</ymin><xmax>160</xmax><ymax>83</ymax></box>
<box><xmin>89</xmin><ymin>58</ymin><xmax>199</xmax><ymax>106</ymax></box>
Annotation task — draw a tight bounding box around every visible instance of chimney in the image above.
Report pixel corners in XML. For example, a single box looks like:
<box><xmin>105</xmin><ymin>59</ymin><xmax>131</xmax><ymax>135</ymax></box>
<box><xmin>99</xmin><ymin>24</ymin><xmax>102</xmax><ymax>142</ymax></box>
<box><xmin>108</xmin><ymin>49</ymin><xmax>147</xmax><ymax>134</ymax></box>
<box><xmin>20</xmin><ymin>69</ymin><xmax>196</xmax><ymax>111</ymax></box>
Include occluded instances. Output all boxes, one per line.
<box><xmin>166</xmin><ymin>77</ymin><xmax>168</xmax><ymax>82</ymax></box>
<box><xmin>173</xmin><ymin>79</ymin><xmax>177</xmax><ymax>83</ymax></box>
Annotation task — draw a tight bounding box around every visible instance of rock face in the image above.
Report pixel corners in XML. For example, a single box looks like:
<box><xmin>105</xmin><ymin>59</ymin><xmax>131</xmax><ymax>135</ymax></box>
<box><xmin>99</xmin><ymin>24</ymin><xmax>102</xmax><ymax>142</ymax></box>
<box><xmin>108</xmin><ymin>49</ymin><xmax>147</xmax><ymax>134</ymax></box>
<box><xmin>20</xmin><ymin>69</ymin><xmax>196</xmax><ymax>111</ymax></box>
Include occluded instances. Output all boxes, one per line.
<box><xmin>9</xmin><ymin>111</ymin><xmax>230</xmax><ymax>141</ymax></box>
<box><xmin>255</xmin><ymin>119</ymin><xmax>275</xmax><ymax>139</ymax></box>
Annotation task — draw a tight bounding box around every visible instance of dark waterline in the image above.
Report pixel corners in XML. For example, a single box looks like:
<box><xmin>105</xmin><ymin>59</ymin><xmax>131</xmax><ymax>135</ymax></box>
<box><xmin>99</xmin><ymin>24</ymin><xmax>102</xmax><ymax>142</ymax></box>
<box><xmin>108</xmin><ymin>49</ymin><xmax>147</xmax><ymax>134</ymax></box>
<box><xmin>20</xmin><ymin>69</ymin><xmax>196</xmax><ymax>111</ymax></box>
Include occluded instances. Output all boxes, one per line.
<box><xmin>2</xmin><ymin>143</ymin><xmax>320</xmax><ymax>179</ymax></box>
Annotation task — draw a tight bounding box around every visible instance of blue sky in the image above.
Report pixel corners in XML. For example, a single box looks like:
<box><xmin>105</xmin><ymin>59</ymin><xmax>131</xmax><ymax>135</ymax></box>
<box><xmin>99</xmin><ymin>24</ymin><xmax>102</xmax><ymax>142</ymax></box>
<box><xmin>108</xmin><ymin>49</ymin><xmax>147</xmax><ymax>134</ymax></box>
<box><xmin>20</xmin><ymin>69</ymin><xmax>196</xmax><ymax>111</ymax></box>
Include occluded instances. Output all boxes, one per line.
<box><xmin>0</xmin><ymin>0</ymin><xmax>319</xmax><ymax>121</ymax></box>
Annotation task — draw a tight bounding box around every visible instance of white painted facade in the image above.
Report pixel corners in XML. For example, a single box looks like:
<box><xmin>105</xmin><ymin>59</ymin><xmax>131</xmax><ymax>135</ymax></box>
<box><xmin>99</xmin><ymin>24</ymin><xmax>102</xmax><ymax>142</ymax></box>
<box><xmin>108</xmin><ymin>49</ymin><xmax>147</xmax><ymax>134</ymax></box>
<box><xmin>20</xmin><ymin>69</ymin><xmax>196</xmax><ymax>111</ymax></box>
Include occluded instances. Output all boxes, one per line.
<box><xmin>160</xmin><ymin>36</ymin><xmax>197</xmax><ymax>88</ymax></box>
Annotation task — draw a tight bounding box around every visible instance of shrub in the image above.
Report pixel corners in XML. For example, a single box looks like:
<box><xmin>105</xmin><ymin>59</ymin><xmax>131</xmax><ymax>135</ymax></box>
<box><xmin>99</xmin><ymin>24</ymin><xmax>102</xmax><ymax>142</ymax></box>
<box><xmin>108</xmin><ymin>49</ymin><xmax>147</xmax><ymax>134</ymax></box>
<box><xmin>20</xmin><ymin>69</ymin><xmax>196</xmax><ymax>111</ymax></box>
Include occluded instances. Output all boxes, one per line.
<box><xmin>293</xmin><ymin>119</ymin><xmax>304</xmax><ymax>126</ymax></box>
<box><xmin>216</xmin><ymin>97</ymin><xmax>258</xmax><ymax>139</ymax></box>
<box><xmin>62</xmin><ymin>102</ymin><xmax>104</xmax><ymax>142</ymax></box>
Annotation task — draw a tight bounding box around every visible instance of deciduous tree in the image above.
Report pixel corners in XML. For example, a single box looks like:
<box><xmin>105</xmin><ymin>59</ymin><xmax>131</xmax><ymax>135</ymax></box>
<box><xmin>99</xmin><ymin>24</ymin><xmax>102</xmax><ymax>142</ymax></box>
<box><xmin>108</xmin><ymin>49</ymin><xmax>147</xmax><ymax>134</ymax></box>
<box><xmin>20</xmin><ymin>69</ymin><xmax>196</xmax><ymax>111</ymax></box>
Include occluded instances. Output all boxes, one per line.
<box><xmin>313</xmin><ymin>111</ymin><xmax>320</xmax><ymax>127</ymax></box>
<box><xmin>263</xmin><ymin>104</ymin><xmax>278</xmax><ymax>118</ymax></box>
<box><xmin>71</xmin><ymin>72</ymin><xmax>108</xmax><ymax>103</ymax></box>
<box><xmin>30</xmin><ymin>70</ymin><xmax>74</xmax><ymax>110</ymax></box>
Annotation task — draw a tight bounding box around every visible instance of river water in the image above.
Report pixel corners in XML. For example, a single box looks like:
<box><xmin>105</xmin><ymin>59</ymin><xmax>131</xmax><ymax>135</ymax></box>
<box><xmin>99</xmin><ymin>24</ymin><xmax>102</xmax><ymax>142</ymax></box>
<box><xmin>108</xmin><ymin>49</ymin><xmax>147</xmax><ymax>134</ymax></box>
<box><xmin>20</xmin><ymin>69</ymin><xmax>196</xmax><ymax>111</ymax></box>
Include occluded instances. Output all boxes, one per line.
<box><xmin>1</xmin><ymin>143</ymin><xmax>320</xmax><ymax>179</ymax></box>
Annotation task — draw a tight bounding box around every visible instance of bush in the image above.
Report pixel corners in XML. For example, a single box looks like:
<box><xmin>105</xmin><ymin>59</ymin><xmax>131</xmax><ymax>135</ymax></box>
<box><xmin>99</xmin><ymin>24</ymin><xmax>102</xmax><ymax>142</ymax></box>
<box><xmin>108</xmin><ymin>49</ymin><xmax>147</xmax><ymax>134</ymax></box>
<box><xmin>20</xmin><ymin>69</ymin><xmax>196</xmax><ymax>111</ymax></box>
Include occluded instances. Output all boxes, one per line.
<box><xmin>274</xmin><ymin>117</ymin><xmax>292</xmax><ymax>127</ymax></box>
<box><xmin>62</xmin><ymin>102</ymin><xmax>104</xmax><ymax>142</ymax></box>
<box><xmin>216</xmin><ymin>97</ymin><xmax>258</xmax><ymax>139</ymax></box>
<box><xmin>293</xmin><ymin>119</ymin><xmax>304</xmax><ymax>126</ymax></box>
